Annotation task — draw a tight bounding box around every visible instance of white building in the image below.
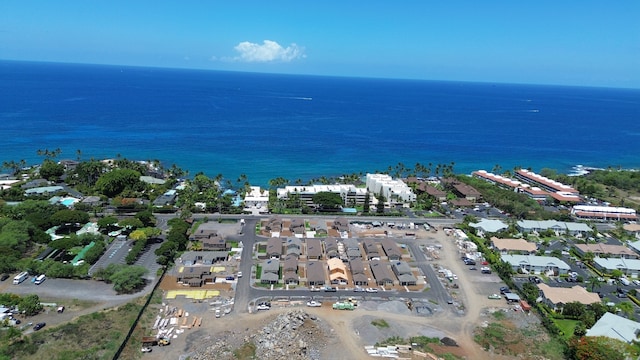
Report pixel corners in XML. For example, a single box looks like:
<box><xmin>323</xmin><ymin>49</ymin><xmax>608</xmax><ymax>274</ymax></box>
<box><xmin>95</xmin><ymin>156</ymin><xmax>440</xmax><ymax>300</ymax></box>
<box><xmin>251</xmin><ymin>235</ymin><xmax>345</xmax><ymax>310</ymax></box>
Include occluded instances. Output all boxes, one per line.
<box><xmin>572</xmin><ymin>204</ymin><xmax>637</xmax><ymax>221</ymax></box>
<box><xmin>276</xmin><ymin>184</ymin><xmax>367</xmax><ymax>208</ymax></box>
<box><xmin>501</xmin><ymin>254</ymin><xmax>571</xmax><ymax>275</ymax></box>
<box><xmin>244</xmin><ymin>186</ymin><xmax>270</xmax><ymax>214</ymax></box>
<box><xmin>365</xmin><ymin>173</ymin><xmax>416</xmax><ymax>207</ymax></box>
<box><xmin>587</xmin><ymin>312</ymin><xmax>640</xmax><ymax>343</ymax></box>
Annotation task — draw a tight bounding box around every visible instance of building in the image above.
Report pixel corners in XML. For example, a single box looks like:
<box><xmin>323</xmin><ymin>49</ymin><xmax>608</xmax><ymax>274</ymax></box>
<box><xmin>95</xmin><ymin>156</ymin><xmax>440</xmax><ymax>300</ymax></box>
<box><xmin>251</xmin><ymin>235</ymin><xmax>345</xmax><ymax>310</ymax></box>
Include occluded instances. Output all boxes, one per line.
<box><xmin>501</xmin><ymin>254</ymin><xmax>571</xmax><ymax>275</ymax></box>
<box><xmin>327</xmin><ymin>257</ymin><xmax>348</xmax><ymax>284</ymax></box>
<box><xmin>469</xmin><ymin>219</ymin><xmax>508</xmax><ymax>235</ymax></box>
<box><xmin>285</xmin><ymin>237</ymin><xmax>302</xmax><ymax>257</ymax></box>
<box><xmin>306</xmin><ymin>238</ymin><xmax>323</xmax><ymax>260</ymax></box>
<box><xmin>586</xmin><ymin>312</ymin><xmax>640</xmax><ymax>343</ymax></box>
<box><xmin>365</xmin><ymin>173</ymin><xmax>416</xmax><ymax>207</ymax></box>
<box><xmin>266</xmin><ymin>237</ymin><xmax>283</xmax><ymax>259</ymax></box>
<box><xmin>324</xmin><ymin>237</ymin><xmax>339</xmax><ymax>259</ymax></box>
<box><xmin>380</xmin><ymin>238</ymin><xmax>402</xmax><ymax>261</ymax></box>
<box><xmin>571</xmin><ymin>205</ymin><xmax>637</xmax><ymax>221</ymax></box>
<box><xmin>516</xmin><ymin>220</ymin><xmax>592</xmax><ymax>236</ymax></box>
<box><xmin>537</xmin><ymin>284</ymin><xmax>601</xmax><ymax>311</ymax></box>
<box><xmin>491</xmin><ymin>237</ymin><xmax>537</xmax><ymax>255</ymax></box>
<box><xmin>625</xmin><ymin>224</ymin><xmax>640</xmax><ymax>241</ymax></box>
<box><xmin>592</xmin><ymin>258</ymin><xmax>640</xmax><ymax>278</ymax></box>
<box><xmin>451</xmin><ymin>182</ymin><xmax>481</xmax><ymax>202</ymax></box>
<box><xmin>306</xmin><ymin>261</ymin><xmax>326</xmax><ymax>286</ymax></box>
<box><xmin>574</xmin><ymin>243</ymin><xmax>638</xmax><ymax>259</ymax></box>
<box><xmin>276</xmin><ymin>184</ymin><xmax>368</xmax><ymax>208</ymax></box>
<box><xmin>283</xmin><ymin>254</ymin><xmax>299</xmax><ymax>285</ymax></box>
<box><xmin>391</xmin><ymin>261</ymin><xmax>416</xmax><ymax>286</ymax></box>
<box><xmin>201</xmin><ymin>235</ymin><xmax>227</xmax><ymax>251</ymax></box>
<box><xmin>260</xmin><ymin>259</ymin><xmax>280</xmax><ymax>284</ymax></box>
<box><xmin>369</xmin><ymin>260</ymin><xmax>395</xmax><ymax>286</ymax></box>
<box><xmin>515</xmin><ymin>169</ymin><xmax>579</xmax><ymax>195</ymax></box>
<box><xmin>363</xmin><ymin>239</ymin><xmax>380</xmax><ymax>260</ymax></box>
<box><xmin>343</xmin><ymin>238</ymin><xmax>362</xmax><ymax>259</ymax></box>
<box><xmin>243</xmin><ymin>186</ymin><xmax>270</xmax><ymax>214</ymax></box>
<box><xmin>174</xmin><ymin>251</ymin><xmax>228</xmax><ymax>287</ymax></box>
<box><xmin>349</xmin><ymin>258</ymin><xmax>369</xmax><ymax>286</ymax></box>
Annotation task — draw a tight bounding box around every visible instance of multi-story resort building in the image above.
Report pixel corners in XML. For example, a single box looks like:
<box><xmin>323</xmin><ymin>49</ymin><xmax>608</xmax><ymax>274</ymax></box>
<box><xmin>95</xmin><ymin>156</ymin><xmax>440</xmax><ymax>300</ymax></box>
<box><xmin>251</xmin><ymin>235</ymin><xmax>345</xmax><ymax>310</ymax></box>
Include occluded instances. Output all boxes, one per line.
<box><xmin>276</xmin><ymin>184</ymin><xmax>368</xmax><ymax>208</ymax></box>
<box><xmin>365</xmin><ymin>173</ymin><xmax>416</xmax><ymax>207</ymax></box>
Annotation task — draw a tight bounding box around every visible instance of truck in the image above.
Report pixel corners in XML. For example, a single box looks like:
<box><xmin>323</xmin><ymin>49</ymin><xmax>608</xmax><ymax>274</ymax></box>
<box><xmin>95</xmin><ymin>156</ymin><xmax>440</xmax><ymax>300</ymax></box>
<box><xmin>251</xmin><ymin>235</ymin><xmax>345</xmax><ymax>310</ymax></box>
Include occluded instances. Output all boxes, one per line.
<box><xmin>13</xmin><ymin>272</ymin><xmax>29</xmax><ymax>285</ymax></box>
<box><xmin>332</xmin><ymin>302</ymin><xmax>355</xmax><ymax>310</ymax></box>
<box><xmin>141</xmin><ymin>336</ymin><xmax>170</xmax><ymax>347</ymax></box>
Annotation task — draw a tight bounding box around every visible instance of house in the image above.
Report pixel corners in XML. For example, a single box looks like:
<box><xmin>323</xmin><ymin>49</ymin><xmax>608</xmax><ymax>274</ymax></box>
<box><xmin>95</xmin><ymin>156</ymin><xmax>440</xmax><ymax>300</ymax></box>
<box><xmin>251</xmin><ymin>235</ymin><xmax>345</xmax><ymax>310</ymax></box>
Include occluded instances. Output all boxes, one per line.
<box><xmin>469</xmin><ymin>219</ymin><xmax>508</xmax><ymax>235</ymax></box>
<box><xmin>290</xmin><ymin>218</ymin><xmax>306</xmax><ymax>235</ymax></box>
<box><xmin>391</xmin><ymin>261</ymin><xmax>417</xmax><ymax>286</ymax></box>
<box><xmin>283</xmin><ymin>254</ymin><xmax>299</xmax><ymax>273</ymax></box>
<box><xmin>586</xmin><ymin>312</ymin><xmax>640</xmax><ymax>343</ymax></box>
<box><xmin>324</xmin><ymin>237</ymin><xmax>339</xmax><ymax>259</ymax></box>
<box><xmin>283</xmin><ymin>270</ymin><xmax>299</xmax><ymax>285</ymax></box>
<box><xmin>380</xmin><ymin>238</ymin><xmax>402</xmax><ymax>261</ymax></box>
<box><xmin>266</xmin><ymin>237</ymin><xmax>283</xmax><ymax>259</ymax></box>
<box><xmin>190</xmin><ymin>228</ymin><xmax>218</xmax><ymax>241</ymax></box>
<box><xmin>537</xmin><ymin>284</ymin><xmax>600</xmax><ymax>311</ymax></box>
<box><xmin>333</xmin><ymin>217</ymin><xmax>350</xmax><ymax>233</ymax></box>
<box><xmin>574</xmin><ymin>243</ymin><xmax>638</xmax><ymax>259</ymax></box>
<box><xmin>369</xmin><ymin>260</ymin><xmax>396</xmax><ymax>286</ymax></box>
<box><xmin>306</xmin><ymin>238</ymin><xmax>323</xmax><ymax>260</ymax></box>
<box><xmin>363</xmin><ymin>239</ymin><xmax>380</xmax><ymax>260</ymax></box>
<box><xmin>285</xmin><ymin>237</ymin><xmax>302</xmax><ymax>257</ymax></box>
<box><xmin>516</xmin><ymin>220</ymin><xmax>592</xmax><ymax>237</ymax></box>
<box><xmin>491</xmin><ymin>237</ymin><xmax>537</xmax><ymax>255</ymax></box>
<box><xmin>624</xmin><ymin>224</ymin><xmax>640</xmax><ymax>241</ymax></box>
<box><xmin>592</xmin><ymin>258</ymin><xmax>640</xmax><ymax>278</ymax></box>
<box><xmin>263</xmin><ymin>217</ymin><xmax>283</xmax><ymax>235</ymax></box>
<box><xmin>260</xmin><ymin>259</ymin><xmax>280</xmax><ymax>284</ymax></box>
<box><xmin>327</xmin><ymin>257</ymin><xmax>348</xmax><ymax>284</ymax></box>
<box><xmin>501</xmin><ymin>254</ymin><xmax>571</xmax><ymax>275</ymax></box>
<box><xmin>306</xmin><ymin>261</ymin><xmax>326</xmax><ymax>286</ymax></box>
<box><xmin>308</xmin><ymin>219</ymin><xmax>328</xmax><ymax>236</ymax></box>
<box><xmin>25</xmin><ymin>185</ymin><xmax>64</xmax><ymax>195</ymax></box>
<box><xmin>424</xmin><ymin>185</ymin><xmax>448</xmax><ymax>202</ymax></box>
<box><xmin>180</xmin><ymin>251</ymin><xmax>227</xmax><ymax>265</ymax></box>
<box><xmin>176</xmin><ymin>266</ymin><xmax>214</xmax><ymax>287</ymax></box>
<box><xmin>349</xmin><ymin>258</ymin><xmax>369</xmax><ymax>286</ymax></box>
<box><xmin>152</xmin><ymin>189</ymin><xmax>176</xmax><ymax>206</ymax></box>
<box><xmin>451</xmin><ymin>182</ymin><xmax>481</xmax><ymax>202</ymax></box>
<box><xmin>202</xmin><ymin>235</ymin><xmax>227</xmax><ymax>251</ymax></box>
<box><xmin>81</xmin><ymin>196</ymin><xmax>102</xmax><ymax>207</ymax></box>
<box><xmin>343</xmin><ymin>238</ymin><xmax>362</xmax><ymax>259</ymax></box>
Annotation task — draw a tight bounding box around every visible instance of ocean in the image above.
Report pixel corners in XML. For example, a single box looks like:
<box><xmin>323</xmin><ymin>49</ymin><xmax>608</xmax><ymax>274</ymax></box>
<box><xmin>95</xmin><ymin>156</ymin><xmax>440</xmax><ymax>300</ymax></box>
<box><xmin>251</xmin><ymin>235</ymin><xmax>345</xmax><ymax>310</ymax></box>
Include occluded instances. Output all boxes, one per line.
<box><xmin>1</xmin><ymin>60</ymin><xmax>639</xmax><ymax>187</ymax></box>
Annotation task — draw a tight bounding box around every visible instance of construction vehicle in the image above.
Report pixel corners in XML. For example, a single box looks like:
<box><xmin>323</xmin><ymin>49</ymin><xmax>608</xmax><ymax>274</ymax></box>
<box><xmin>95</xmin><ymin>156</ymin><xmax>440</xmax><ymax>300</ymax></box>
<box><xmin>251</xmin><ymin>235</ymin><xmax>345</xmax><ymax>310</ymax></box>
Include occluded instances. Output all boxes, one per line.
<box><xmin>142</xmin><ymin>336</ymin><xmax>171</xmax><ymax>347</ymax></box>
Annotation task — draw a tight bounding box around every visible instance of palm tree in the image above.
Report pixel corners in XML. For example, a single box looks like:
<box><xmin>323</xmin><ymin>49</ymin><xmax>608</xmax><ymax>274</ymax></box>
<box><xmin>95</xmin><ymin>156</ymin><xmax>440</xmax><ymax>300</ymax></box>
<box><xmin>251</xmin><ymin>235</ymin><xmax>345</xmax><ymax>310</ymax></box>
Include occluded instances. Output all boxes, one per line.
<box><xmin>587</xmin><ymin>276</ymin><xmax>602</xmax><ymax>293</ymax></box>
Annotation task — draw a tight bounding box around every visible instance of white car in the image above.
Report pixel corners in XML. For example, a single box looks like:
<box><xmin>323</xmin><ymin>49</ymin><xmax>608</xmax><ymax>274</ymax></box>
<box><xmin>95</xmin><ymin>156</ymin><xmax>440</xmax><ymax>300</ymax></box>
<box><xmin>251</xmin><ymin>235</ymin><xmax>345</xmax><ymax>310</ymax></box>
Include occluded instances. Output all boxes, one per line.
<box><xmin>256</xmin><ymin>304</ymin><xmax>270</xmax><ymax>311</ymax></box>
<box><xmin>237</xmin><ymin>271</ymin><xmax>243</xmax><ymax>278</ymax></box>
<box><xmin>365</xmin><ymin>288</ymin><xmax>379</xmax><ymax>293</ymax></box>
<box><xmin>141</xmin><ymin>347</ymin><xmax>152</xmax><ymax>353</ymax></box>
<box><xmin>306</xmin><ymin>300</ymin><xmax>322</xmax><ymax>307</ymax></box>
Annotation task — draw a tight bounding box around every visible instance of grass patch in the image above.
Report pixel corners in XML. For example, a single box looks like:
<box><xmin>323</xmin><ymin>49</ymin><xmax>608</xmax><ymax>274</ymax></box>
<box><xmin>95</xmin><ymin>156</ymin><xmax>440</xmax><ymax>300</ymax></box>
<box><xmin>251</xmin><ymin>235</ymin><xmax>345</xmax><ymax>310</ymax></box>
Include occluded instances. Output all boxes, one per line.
<box><xmin>554</xmin><ymin>319</ymin><xmax>579</xmax><ymax>340</ymax></box>
<box><xmin>371</xmin><ymin>319</ymin><xmax>389</xmax><ymax>328</ymax></box>
<box><xmin>492</xmin><ymin>310</ymin><xmax>506</xmax><ymax>320</ymax></box>
<box><xmin>375</xmin><ymin>336</ymin><xmax>407</xmax><ymax>347</ymax></box>
<box><xmin>256</xmin><ymin>265</ymin><xmax>262</xmax><ymax>279</ymax></box>
<box><xmin>233</xmin><ymin>341</ymin><xmax>256</xmax><ymax>359</ymax></box>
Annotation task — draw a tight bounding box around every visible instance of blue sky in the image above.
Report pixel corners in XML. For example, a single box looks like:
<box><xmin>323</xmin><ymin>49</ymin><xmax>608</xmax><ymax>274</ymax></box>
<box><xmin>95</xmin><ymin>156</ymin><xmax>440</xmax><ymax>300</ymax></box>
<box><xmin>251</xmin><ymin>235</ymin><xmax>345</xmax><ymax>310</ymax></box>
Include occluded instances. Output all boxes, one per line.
<box><xmin>1</xmin><ymin>1</ymin><xmax>639</xmax><ymax>88</ymax></box>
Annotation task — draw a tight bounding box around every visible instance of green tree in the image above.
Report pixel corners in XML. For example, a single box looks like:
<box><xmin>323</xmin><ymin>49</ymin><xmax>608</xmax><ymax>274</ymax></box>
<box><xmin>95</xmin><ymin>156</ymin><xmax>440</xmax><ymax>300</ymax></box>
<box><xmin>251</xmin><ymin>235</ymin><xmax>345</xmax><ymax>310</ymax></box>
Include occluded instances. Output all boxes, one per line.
<box><xmin>97</xmin><ymin>216</ymin><xmax>119</xmax><ymax>232</ymax></box>
<box><xmin>74</xmin><ymin>159</ymin><xmax>106</xmax><ymax>186</ymax></box>
<box><xmin>574</xmin><ymin>322</ymin><xmax>587</xmax><ymax>336</ymax></box>
<box><xmin>110</xmin><ymin>265</ymin><xmax>148</xmax><ymax>294</ymax></box>
<box><xmin>376</xmin><ymin>189</ymin><xmax>386</xmax><ymax>215</ymax></box>
<box><xmin>95</xmin><ymin>168</ymin><xmax>142</xmax><ymax>197</ymax></box>
<box><xmin>118</xmin><ymin>218</ymin><xmax>144</xmax><ymax>230</ymax></box>
<box><xmin>568</xmin><ymin>336</ymin><xmax>627</xmax><ymax>360</ymax></box>
<box><xmin>312</xmin><ymin>192</ymin><xmax>343</xmax><ymax>211</ymax></box>
<box><xmin>587</xmin><ymin>276</ymin><xmax>603</xmax><ymax>292</ymax></box>
<box><xmin>39</xmin><ymin>159</ymin><xmax>64</xmax><ymax>180</ymax></box>
<box><xmin>19</xmin><ymin>294</ymin><xmax>43</xmax><ymax>316</ymax></box>
<box><xmin>50</xmin><ymin>209</ymin><xmax>90</xmax><ymax>226</ymax></box>
<box><xmin>610</xmin><ymin>269</ymin><xmax>624</xmax><ymax>279</ymax></box>
<box><xmin>363</xmin><ymin>192</ymin><xmax>371</xmax><ymax>213</ymax></box>
<box><xmin>135</xmin><ymin>210</ymin><xmax>155</xmax><ymax>227</ymax></box>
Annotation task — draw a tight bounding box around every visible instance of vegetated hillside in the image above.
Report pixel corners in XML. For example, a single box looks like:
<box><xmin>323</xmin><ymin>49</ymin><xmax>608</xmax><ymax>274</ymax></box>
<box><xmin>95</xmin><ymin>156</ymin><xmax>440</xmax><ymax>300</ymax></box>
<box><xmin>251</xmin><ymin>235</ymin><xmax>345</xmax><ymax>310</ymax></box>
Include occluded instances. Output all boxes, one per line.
<box><xmin>0</xmin><ymin>302</ymin><xmax>141</xmax><ymax>360</ymax></box>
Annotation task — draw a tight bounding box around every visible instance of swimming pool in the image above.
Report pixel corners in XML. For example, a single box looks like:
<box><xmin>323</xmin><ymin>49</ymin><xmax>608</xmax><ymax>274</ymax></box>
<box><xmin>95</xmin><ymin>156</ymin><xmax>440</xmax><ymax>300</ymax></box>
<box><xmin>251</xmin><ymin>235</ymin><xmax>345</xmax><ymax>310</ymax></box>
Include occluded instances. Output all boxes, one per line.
<box><xmin>60</xmin><ymin>197</ymin><xmax>78</xmax><ymax>207</ymax></box>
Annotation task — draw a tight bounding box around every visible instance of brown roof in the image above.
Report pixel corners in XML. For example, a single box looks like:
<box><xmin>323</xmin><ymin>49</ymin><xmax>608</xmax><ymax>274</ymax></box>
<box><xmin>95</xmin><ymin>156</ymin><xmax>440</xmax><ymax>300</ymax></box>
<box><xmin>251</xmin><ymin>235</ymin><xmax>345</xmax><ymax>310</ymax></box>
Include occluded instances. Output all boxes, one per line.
<box><xmin>306</xmin><ymin>238</ymin><xmax>323</xmax><ymax>258</ymax></box>
<box><xmin>575</xmin><ymin>243</ymin><xmax>637</xmax><ymax>258</ymax></box>
<box><xmin>266</xmin><ymin>237</ymin><xmax>282</xmax><ymax>256</ymax></box>
<box><xmin>537</xmin><ymin>284</ymin><xmax>600</xmax><ymax>306</ymax></box>
<box><xmin>453</xmin><ymin>183</ymin><xmax>481</xmax><ymax>197</ymax></box>
<box><xmin>306</xmin><ymin>261</ymin><xmax>326</xmax><ymax>283</ymax></box>
<box><xmin>369</xmin><ymin>260</ymin><xmax>395</xmax><ymax>282</ymax></box>
<box><xmin>491</xmin><ymin>237</ymin><xmax>537</xmax><ymax>253</ymax></box>
<box><xmin>380</xmin><ymin>238</ymin><xmax>402</xmax><ymax>258</ymax></box>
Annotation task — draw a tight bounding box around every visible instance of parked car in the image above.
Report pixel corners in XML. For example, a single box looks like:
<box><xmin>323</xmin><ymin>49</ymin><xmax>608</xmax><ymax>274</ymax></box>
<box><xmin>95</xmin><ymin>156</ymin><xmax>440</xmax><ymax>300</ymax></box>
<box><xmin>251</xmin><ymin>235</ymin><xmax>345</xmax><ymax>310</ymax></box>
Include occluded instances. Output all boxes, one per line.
<box><xmin>353</xmin><ymin>287</ymin><xmax>365</xmax><ymax>292</ymax></box>
<box><xmin>306</xmin><ymin>300</ymin><xmax>322</xmax><ymax>307</ymax></box>
<box><xmin>57</xmin><ymin>306</ymin><xmax>65</xmax><ymax>313</ymax></box>
<box><xmin>141</xmin><ymin>347</ymin><xmax>152</xmax><ymax>353</ymax></box>
<box><xmin>488</xmin><ymin>294</ymin><xmax>502</xmax><ymax>299</ymax></box>
<box><xmin>324</xmin><ymin>286</ymin><xmax>337</xmax><ymax>292</ymax></box>
<box><xmin>33</xmin><ymin>322</ymin><xmax>46</xmax><ymax>331</ymax></box>
<box><xmin>256</xmin><ymin>303</ymin><xmax>271</xmax><ymax>311</ymax></box>
<box><xmin>499</xmin><ymin>286</ymin><xmax>510</xmax><ymax>294</ymax></box>
<box><xmin>309</xmin><ymin>286</ymin><xmax>321</xmax><ymax>292</ymax></box>
<box><xmin>237</xmin><ymin>271</ymin><xmax>242</xmax><ymax>278</ymax></box>
<box><xmin>469</xmin><ymin>267</ymin><xmax>477</xmax><ymax>271</ymax></box>
<box><xmin>0</xmin><ymin>274</ymin><xmax>9</xmax><ymax>281</ymax></box>
<box><xmin>365</xmin><ymin>288</ymin><xmax>379</xmax><ymax>293</ymax></box>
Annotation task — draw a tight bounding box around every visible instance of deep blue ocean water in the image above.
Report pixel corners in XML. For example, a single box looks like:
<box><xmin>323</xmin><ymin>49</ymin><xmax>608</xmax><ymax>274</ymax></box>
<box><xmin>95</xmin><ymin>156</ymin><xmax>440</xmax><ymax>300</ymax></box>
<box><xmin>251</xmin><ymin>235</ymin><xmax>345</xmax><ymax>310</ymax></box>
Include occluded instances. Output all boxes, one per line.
<box><xmin>1</xmin><ymin>60</ymin><xmax>639</xmax><ymax>186</ymax></box>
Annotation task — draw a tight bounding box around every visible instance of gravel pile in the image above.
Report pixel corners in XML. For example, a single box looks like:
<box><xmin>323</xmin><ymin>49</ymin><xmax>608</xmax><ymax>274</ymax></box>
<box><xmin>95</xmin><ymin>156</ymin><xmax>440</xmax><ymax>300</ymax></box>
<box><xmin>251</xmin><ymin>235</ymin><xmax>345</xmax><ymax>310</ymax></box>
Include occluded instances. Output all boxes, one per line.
<box><xmin>190</xmin><ymin>310</ymin><xmax>327</xmax><ymax>360</ymax></box>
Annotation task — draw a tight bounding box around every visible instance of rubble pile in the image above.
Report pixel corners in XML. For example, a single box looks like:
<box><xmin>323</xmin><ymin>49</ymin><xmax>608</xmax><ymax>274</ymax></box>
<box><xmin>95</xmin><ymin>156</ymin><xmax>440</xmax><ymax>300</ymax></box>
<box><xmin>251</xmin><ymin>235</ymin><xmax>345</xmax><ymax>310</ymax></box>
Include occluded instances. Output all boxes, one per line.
<box><xmin>191</xmin><ymin>310</ymin><xmax>327</xmax><ymax>360</ymax></box>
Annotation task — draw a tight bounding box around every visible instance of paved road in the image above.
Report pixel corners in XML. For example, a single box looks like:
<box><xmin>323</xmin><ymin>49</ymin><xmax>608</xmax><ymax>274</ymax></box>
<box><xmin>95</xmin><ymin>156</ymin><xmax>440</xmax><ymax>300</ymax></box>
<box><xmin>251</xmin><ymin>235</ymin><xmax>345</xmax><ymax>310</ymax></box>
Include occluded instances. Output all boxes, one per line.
<box><xmin>407</xmin><ymin>242</ymin><xmax>451</xmax><ymax>304</ymax></box>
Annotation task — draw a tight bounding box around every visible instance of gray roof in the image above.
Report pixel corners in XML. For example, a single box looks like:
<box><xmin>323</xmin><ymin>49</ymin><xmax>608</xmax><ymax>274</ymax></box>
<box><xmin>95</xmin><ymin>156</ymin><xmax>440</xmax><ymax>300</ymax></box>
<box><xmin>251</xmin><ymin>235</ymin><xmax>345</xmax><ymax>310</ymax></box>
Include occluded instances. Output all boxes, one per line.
<box><xmin>363</xmin><ymin>239</ymin><xmax>379</xmax><ymax>256</ymax></box>
<box><xmin>397</xmin><ymin>273</ymin><xmax>417</xmax><ymax>284</ymax></box>
<box><xmin>593</xmin><ymin>257</ymin><xmax>640</xmax><ymax>271</ymax></box>
<box><xmin>306</xmin><ymin>238</ymin><xmax>323</xmax><ymax>258</ymax></box>
<box><xmin>262</xmin><ymin>259</ymin><xmax>280</xmax><ymax>274</ymax></box>
<box><xmin>343</xmin><ymin>238</ymin><xmax>359</xmax><ymax>250</ymax></box>
<box><xmin>392</xmin><ymin>261</ymin><xmax>412</xmax><ymax>275</ymax></box>
<box><xmin>586</xmin><ymin>312</ymin><xmax>640</xmax><ymax>343</ymax></box>
<box><xmin>349</xmin><ymin>258</ymin><xmax>365</xmax><ymax>274</ymax></box>
<box><xmin>261</xmin><ymin>272</ymin><xmax>279</xmax><ymax>282</ymax></box>
<box><xmin>306</xmin><ymin>261</ymin><xmax>326</xmax><ymax>283</ymax></box>
<box><xmin>369</xmin><ymin>260</ymin><xmax>395</xmax><ymax>282</ymax></box>
<box><xmin>469</xmin><ymin>219</ymin><xmax>508</xmax><ymax>233</ymax></box>
<box><xmin>380</xmin><ymin>238</ymin><xmax>402</xmax><ymax>259</ymax></box>
<box><xmin>501</xmin><ymin>254</ymin><xmax>570</xmax><ymax>270</ymax></box>
<box><xmin>283</xmin><ymin>254</ymin><xmax>298</xmax><ymax>271</ymax></box>
<box><xmin>267</xmin><ymin>237</ymin><xmax>282</xmax><ymax>256</ymax></box>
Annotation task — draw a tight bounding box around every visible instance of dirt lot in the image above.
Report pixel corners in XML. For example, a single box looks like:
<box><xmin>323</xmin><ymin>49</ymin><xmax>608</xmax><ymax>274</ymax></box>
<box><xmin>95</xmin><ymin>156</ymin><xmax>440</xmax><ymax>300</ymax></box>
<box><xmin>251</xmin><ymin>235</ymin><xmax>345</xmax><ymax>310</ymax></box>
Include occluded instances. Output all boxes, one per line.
<box><xmin>137</xmin><ymin>226</ymin><xmax>524</xmax><ymax>360</ymax></box>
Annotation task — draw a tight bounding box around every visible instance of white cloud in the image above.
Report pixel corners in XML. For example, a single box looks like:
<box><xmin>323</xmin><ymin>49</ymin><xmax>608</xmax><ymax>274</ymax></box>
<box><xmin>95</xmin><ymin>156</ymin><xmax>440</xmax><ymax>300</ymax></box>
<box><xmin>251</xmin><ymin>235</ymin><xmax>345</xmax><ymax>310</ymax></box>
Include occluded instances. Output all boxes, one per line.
<box><xmin>232</xmin><ymin>40</ymin><xmax>305</xmax><ymax>62</ymax></box>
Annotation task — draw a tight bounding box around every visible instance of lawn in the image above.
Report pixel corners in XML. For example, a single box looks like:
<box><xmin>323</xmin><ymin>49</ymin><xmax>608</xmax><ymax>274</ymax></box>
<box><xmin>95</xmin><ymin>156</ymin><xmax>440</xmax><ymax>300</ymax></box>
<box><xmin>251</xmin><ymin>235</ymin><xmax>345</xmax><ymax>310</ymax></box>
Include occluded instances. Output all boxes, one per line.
<box><xmin>554</xmin><ymin>319</ymin><xmax>580</xmax><ymax>340</ymax></box>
